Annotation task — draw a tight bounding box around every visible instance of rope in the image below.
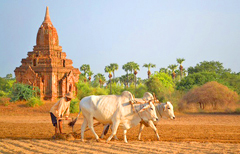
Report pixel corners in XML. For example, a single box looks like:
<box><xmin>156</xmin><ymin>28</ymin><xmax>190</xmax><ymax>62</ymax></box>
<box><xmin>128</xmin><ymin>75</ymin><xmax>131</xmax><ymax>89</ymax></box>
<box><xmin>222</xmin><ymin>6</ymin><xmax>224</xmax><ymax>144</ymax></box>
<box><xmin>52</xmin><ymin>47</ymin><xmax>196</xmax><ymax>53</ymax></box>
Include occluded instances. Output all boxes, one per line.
<box><xmin>155</xmin><ymin>104</ymin><xmax>162</xmax><ymax>118</ymax></box>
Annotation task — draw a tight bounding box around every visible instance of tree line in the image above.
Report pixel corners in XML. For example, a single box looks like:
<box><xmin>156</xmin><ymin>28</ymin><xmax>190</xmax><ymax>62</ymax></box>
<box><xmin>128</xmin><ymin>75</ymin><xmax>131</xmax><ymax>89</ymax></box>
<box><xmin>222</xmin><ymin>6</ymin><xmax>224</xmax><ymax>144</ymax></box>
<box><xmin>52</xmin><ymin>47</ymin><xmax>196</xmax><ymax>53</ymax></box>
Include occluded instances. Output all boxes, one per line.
<box><xmin>0</xmin><ymin>59</ymin><xmax>240</xmax><ymax>112</ymax></box>
<box><xmin>79</xmin><ymin>58</ymin><xmax>187</xmax><ymax>92</ymax></box>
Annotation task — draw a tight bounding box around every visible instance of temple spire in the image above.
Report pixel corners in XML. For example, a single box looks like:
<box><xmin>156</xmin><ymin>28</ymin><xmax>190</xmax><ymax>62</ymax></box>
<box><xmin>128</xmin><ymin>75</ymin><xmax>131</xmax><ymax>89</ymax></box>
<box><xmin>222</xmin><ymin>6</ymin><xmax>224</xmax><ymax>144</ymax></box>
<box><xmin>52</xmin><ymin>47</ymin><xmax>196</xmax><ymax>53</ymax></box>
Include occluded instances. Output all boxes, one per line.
<box><xmin>43</xmin><ymin>6</ymin><xmax>52</xmax><ymax>24</ymax></box>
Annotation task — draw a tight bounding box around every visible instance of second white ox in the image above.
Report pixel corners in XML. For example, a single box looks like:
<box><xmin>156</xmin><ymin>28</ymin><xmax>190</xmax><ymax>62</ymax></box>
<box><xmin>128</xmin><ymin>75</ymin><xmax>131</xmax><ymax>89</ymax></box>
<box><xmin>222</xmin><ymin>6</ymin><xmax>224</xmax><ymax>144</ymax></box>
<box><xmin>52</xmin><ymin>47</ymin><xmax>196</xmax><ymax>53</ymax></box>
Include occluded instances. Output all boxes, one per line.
<box><xmin>75</xmin><ymin>91</ymin><xmax>158</xmax><ymax>143</ymax></box>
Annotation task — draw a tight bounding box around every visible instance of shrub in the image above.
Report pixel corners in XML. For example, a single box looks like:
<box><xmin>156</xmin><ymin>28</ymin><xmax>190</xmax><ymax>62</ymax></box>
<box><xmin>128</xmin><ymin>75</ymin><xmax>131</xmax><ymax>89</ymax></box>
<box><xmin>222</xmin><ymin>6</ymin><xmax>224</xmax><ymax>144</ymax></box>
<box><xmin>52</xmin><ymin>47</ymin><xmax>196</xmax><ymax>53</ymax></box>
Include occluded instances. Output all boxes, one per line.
<box><xmin>135</xmin><ymin>84</ymin><xmax>148</xmax><ymax>98</ymax></box>
<box><xmin>109</xmin><ymin>83</ymin><xmax>124</xmax><ymax>95</ymax></box>
<box><xmin>77</xmin><ymin>82</ymin><xmax>108</xmax><ymax>100</ymax></box>
<box><xmin>26</xmin><ymin>97</ymin><xmax>44</xmax><ymax>107</ymax></box>
<box><xmin>70</xmin><ymin>98</ymin><xmax>80</xmax><ymax>113</ymax></box>
<box><xmin>0</xmin><ymin>90</ymin><xmax>8</xmax><ymax>97</ymax></box>
<box><xmin>77</xmin><ymin>82</ymin><xmax>95</xmax><ymax>100</ymax></box>
<box><xmin>10</xmin><ymin>83</ymin><xmax>40</xmax><ymax>102</ymax></box>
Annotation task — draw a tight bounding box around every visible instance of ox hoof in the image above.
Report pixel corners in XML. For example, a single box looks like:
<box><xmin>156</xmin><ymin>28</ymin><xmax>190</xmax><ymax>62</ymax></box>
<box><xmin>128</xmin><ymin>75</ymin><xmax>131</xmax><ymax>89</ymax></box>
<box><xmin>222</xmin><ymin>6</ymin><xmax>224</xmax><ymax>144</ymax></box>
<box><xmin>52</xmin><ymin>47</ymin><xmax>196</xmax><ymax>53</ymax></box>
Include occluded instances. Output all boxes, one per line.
<box><xmin>81</xmin><ymin>139</ymin><xmax>85</xmax><ymax>142</ymax></box>
<box><xmin>96</xmin><ymin>138</ymin><xmax>101</xmax><ymax>142</ymax></box>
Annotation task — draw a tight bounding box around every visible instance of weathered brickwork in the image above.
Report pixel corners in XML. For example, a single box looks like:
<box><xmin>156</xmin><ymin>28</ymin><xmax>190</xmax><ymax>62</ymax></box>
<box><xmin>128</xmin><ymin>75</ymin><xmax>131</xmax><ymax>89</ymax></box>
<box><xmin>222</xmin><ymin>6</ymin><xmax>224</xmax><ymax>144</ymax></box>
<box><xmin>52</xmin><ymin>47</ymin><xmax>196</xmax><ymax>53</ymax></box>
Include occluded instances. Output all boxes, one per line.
<box><xmin>14</xmin><ymin>7</ymin><xmax>80</xmax><ymax>100</ymax></box>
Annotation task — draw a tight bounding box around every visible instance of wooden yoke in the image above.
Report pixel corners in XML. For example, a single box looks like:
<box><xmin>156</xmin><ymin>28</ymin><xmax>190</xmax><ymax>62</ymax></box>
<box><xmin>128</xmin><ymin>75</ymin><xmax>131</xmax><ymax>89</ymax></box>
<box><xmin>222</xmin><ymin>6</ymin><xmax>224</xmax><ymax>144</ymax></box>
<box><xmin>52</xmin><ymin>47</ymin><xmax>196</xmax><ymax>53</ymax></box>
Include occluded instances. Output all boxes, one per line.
<box><xmin>129</xmin><ymin>100</ymin><xmax>136</xmax><ymax>113</ymax></box>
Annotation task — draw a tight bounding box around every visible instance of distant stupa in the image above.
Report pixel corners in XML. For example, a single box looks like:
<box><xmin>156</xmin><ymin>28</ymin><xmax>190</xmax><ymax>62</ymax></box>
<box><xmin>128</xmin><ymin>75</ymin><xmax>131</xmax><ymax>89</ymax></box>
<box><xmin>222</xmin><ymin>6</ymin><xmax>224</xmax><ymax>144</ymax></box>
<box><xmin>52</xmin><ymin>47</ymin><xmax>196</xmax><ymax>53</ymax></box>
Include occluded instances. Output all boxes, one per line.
<box><xmin>14</xmin><ymin>7</ymin><xmax>80</xmax><ymax>100</ymax></box>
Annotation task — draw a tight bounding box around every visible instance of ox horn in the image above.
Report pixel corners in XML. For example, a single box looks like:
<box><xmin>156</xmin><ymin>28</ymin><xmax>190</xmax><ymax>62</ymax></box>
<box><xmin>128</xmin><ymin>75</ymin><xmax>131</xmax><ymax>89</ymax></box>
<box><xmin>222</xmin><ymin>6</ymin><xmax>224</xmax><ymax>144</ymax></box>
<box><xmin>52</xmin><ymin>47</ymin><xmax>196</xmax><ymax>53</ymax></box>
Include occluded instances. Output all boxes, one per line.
<box><xmin>153</xmin><ymin>93</ymin><xmax>158</xmax><ymax>103</ymax></box>
<box><xmin>153</xmin><ymin>93</ymin><xmax>156</xmax><ymax>98</ymax></box>
<box><xmin>147</xmin><ymin>100</ymin><xmax>152</xmax><ymax>104</ymax></box>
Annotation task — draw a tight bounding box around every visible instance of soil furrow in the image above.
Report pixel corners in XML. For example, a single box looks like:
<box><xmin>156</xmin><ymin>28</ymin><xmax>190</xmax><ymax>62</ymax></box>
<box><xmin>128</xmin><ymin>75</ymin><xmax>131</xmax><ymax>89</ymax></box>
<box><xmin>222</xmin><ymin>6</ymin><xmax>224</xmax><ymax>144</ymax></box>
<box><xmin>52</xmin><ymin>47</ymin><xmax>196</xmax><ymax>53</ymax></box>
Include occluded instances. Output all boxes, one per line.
<box><xmin>55</xmin><ymin>140</ymin><xmax>121</xmax><ymax>154</ymax></box>
<box><xmin>1</xmin><ymin>139</ymin><xmax>36</xmax><ymax>154</ymax></box>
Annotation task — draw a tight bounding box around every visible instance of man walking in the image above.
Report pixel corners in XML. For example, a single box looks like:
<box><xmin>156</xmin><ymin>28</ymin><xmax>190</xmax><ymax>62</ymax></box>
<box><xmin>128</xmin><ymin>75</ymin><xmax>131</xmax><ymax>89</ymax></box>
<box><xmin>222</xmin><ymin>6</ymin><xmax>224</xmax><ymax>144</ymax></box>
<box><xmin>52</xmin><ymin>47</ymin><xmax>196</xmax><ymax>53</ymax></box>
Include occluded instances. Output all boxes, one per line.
<box><xmin>50</xmin><ymin>92</ymin><xmax>73</xmax><ymax>136</ymax></box>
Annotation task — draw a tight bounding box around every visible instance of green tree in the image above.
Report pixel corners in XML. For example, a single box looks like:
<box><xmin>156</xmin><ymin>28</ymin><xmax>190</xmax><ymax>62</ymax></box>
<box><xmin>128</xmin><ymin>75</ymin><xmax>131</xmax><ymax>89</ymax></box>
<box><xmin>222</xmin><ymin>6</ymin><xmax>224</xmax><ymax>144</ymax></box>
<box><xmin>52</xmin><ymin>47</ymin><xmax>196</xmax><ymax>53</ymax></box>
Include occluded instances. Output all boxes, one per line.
<box><xmin>0</xmin><ymin>77</ymin><xmax>16</xmax><ymax>97</ymax></box>
<box><xmin>176</xmin><ymin>72</ymin><xmax>220</xmax><ymax>91</ymax></box>
<box><xmin>145</xmin><ymin>72</ymin><xmax>174</xmax><ymax>102</ymax></box>
<box><xmin>4</xmin><ymin>74</ymin><xmax>13</xmax><ymax>80</ymax></box>
<box><xmin>220</xmin><ymin>72</ymin><xmax>240</xmax><ymax>94</ymax></box>
<box><xmin>188</xmin><ymin>61</ymin><xmax>231</xmax><ymax>75</ymax></box>
<box><xmin>143</xmin><ymin>63</ymin><xmax>156</xmax><ymax>79</ymax></box>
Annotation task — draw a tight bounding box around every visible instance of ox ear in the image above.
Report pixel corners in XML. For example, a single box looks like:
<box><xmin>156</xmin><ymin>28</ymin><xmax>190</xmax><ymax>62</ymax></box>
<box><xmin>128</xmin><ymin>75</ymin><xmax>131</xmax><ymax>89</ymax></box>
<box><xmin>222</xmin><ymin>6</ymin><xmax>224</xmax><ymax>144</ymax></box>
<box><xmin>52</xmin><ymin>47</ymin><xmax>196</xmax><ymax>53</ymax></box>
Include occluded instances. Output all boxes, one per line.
<box><xmin>147</xmin><ymin>100</ymin><xmax>152</xmax><ymax>104</ymax></box>
<box><xmin>139</xmin><ymin>105</ymin><xmax>150</xmax><ymax>113</ymax></box>
<box><xmin>163</xmin><ymin>104</ymin><xmax>167</xmax><ymax>111</ymax></box>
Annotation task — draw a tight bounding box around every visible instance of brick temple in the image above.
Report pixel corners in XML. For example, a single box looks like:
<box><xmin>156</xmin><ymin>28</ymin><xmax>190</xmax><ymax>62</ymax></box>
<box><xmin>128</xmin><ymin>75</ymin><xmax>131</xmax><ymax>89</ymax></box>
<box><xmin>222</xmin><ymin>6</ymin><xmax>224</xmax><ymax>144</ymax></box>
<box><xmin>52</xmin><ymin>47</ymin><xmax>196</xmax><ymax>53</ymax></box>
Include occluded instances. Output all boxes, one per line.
<box><xmin>14</xmin><ymin>7</ymin><xmax>80</xmax><ymax>100</ymax></box>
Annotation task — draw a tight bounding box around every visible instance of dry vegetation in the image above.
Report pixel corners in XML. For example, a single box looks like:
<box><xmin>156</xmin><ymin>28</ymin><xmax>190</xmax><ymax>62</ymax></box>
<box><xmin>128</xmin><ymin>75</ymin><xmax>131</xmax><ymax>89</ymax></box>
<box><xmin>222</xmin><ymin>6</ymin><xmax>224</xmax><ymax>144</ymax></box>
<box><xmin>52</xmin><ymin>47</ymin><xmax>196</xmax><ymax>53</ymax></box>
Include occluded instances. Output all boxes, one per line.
<box><xmin>179</xmin><ymin>81</ymin><xmax>240</xmax><ymax>112</ymax></box>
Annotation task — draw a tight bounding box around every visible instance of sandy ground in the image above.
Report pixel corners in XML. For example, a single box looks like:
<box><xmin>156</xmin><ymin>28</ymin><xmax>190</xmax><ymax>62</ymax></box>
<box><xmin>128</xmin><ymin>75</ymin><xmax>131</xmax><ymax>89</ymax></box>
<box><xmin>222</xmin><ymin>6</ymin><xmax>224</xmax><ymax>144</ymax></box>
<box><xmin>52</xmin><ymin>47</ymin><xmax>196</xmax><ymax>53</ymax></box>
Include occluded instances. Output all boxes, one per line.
<box><xmin>0</xmin><ymin>101</ymin><xmax>240</xmax><ymax>153</ymax></box>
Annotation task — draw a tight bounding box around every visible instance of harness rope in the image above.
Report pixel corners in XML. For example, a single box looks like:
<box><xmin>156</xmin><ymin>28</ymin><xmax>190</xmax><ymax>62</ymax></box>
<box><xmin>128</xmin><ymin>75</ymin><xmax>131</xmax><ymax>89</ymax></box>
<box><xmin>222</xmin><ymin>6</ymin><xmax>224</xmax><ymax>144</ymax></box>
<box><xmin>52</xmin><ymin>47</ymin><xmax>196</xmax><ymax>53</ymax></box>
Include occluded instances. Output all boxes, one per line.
<box><xmin>155</xmin><ymin>104</ymin><xmax>162</xmax><ymax>118</ymax></box>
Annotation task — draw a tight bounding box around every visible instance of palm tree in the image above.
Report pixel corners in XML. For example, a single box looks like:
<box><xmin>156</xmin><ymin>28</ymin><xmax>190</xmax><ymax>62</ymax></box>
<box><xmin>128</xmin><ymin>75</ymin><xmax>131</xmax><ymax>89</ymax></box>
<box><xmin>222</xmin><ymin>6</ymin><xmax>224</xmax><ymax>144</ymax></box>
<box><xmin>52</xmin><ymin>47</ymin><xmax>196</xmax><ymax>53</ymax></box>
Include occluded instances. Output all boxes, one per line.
<box><xmin>168</xmin><ymin>64</ymin><xmax>178</xmax><ymax>80</ymax></box>
<box><xmin>128</xmin><ymin>61</ymin><xmax>135</xmax><ymax>74</ymax></box>
<box><xmin>122</xmin><ymin>63</ymin><xmax>131</xmax><ymax>87</ymax></box>
<box><xmin>94</xmin><ymin>73</ymin><xmax>105</xmax><ymax>87</ymax></box>
<box><xmin>87</xmin><ymin>71</ymin><xmax>93</xmax><ymax>82</ymax></box>
<box><xmin>80</xmin><ymin>64</ymin><xmax>90</xmax><ymax>82</ymax></box>
<box><xmin>110</xmin><ymin>63</ymin><xmax>119</xmax><ymax>79</ymax></box>
<box><xmin>132</xmin><ymin>62</ymin><xmax>140</xmax><ymax>93</ymax></box>
<box><xmin>176</xmin><ymin>58</ymin><xmax>185</xmax><ymax>80</ymax></box>
<box><xmin>143</xmin><ymin>63</ymin><xmax>156</xmax><ymax>79</ymax></box>
<box><xmin>119</xmin><ymin>75</ymin><xmax>128</xmax><ymax>88</ymax></box>
<box><xmin>105</xmin><ymin>65</ymin><xmax>113</xmax><ymax>94</ymax></box>
<box><xmin>159</xmin><ymin>67</ymin><xmax>169</xmax><ymax>74</ymax></box>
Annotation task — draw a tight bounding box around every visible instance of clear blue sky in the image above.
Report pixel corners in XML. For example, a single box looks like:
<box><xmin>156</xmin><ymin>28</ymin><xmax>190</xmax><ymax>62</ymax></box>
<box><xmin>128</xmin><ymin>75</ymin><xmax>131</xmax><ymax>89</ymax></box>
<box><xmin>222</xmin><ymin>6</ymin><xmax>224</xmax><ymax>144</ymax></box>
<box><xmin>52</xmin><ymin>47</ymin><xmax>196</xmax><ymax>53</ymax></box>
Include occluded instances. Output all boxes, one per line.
<box><xmin>0</xmin><ymin>0</ymin><xmax>240</xmax><ymax>79</ymax></box>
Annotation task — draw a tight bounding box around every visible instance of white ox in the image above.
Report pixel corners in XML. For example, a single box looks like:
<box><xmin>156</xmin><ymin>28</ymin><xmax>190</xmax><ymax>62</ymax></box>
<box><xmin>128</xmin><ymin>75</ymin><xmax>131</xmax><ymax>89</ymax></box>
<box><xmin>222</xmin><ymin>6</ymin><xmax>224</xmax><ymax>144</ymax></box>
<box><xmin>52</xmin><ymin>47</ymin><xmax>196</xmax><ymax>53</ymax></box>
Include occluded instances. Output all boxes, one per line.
<box><xmin>138</xmin><ymin>101</ymin><xmax>175</xmax><ymax>140</ymax></box>
<box><xmin>100</xmin><ymin>92</ymin><xmax>175</xmax><ymax>141</ymax></box>
<box><xmin>72</xmin><ymin>91</ymin><xmax>158</xmax><ymax>143</ymax></box>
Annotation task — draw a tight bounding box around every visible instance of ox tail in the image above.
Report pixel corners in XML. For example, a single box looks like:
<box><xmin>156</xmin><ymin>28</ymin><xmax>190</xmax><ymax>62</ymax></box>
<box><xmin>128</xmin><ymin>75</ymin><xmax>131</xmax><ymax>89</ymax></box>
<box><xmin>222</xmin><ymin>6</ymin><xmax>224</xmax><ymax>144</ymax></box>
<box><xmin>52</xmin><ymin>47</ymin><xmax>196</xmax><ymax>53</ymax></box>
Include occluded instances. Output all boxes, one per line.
<box><xmin>104</xmin><ymin>124</ymin><xmax>110</xmax><ymax>135</ymax></box>
<box><xmin>68</xmin><ymin>109</ymin><xmax>81</xmax><ymax>127</ymax></box>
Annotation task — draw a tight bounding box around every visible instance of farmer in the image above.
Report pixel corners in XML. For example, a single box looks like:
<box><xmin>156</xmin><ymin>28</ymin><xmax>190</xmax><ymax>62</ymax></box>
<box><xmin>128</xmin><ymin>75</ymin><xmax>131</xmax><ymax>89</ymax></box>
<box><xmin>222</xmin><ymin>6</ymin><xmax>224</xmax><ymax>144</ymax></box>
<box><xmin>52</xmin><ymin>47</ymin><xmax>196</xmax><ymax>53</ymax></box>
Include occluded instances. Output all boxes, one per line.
<box><xmin>50</xmin><ymin>92</ymin><xmax>73</xmax><ymax>136</ymax></box>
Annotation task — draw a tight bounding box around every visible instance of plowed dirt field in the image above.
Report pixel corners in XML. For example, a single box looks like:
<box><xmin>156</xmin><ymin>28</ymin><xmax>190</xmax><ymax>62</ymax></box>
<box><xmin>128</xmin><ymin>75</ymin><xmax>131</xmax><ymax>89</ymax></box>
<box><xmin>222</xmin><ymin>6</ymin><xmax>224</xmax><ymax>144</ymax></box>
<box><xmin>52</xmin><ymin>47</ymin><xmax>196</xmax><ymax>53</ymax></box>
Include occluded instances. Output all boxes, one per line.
<box><xmin>0</xmin><ymin>101</ymin><xmax>240</xmax><ymax>153</ymax></box>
